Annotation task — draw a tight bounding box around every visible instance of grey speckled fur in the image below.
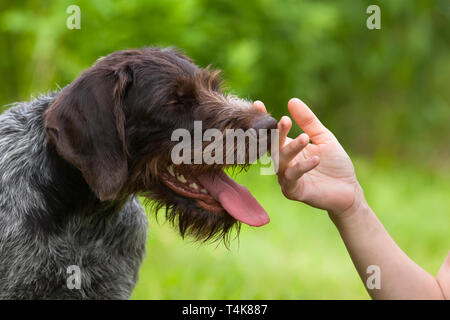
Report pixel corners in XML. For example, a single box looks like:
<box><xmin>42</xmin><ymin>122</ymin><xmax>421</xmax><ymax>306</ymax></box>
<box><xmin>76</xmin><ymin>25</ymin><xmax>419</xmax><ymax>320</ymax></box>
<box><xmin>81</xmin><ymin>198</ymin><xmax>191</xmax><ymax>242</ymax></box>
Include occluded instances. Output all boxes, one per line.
<box><xmin>0</xmin><ymin>93</ymin><xmax>148</xmax><ymax>299</ymax></box>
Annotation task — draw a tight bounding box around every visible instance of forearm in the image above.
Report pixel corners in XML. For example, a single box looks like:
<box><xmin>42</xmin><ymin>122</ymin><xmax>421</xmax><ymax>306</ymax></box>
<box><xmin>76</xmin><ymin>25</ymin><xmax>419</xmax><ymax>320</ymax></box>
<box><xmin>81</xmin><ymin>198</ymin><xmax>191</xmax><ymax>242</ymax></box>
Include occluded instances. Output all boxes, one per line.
<box><xmin>329</xmin><ymin>198</ymin><xmax>445</xmax><ymax>300</ymax></box>
<box><xmin>275</xmin><ymin>98</ymin><xmax>448</xmax><ymax>299</ymax></box>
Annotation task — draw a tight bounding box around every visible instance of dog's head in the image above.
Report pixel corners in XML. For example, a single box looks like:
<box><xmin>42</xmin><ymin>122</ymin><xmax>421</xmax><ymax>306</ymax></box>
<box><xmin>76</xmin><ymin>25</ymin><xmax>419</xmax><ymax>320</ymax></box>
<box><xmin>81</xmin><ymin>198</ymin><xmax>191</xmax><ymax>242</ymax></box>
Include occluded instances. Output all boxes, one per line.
<box><xmin>45</xmin><ymin>47</ymin><xmax>277</xmax><ymax>243</ymax></box>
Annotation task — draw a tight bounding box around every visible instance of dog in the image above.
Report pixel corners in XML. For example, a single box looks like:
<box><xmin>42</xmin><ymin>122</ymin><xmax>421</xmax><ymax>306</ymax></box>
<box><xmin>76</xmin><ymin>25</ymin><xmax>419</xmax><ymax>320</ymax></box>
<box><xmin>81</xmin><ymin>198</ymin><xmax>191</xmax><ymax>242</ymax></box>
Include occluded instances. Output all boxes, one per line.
<box><xmin>0</xmin><ymin>47</ymin><xmax>277</xmax><ymax>299</ymax></box>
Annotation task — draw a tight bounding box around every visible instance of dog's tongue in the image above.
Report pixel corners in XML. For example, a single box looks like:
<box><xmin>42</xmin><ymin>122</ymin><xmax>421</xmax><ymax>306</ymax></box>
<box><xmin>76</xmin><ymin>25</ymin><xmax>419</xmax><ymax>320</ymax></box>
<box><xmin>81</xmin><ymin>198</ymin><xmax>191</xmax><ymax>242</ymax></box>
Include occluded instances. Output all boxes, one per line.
<box><xmin>197</xmin><ymin>171</ymin><xmax>270</xmax><ymax>227</ymax></box>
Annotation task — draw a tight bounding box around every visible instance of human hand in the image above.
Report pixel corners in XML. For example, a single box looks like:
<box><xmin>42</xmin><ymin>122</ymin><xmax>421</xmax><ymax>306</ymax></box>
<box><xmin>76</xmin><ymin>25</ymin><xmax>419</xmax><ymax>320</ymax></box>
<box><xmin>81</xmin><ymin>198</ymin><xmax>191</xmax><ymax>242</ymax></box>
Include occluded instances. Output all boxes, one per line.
<box><xmin>272</xmin><ymin>98</ymin><xmax>365</xmax><ymax>218</ymax></box>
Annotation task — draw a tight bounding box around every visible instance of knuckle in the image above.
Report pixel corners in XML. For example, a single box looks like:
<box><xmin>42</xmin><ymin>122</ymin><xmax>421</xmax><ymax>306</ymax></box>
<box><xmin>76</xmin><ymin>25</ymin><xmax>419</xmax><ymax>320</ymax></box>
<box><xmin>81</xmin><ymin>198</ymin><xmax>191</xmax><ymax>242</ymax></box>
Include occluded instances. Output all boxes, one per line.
<box><xmin>295</xmin><ymin>162</ymin><xmax>305</xmax><ymax>173</ymax></box>
<box><xmin>284</xmin><ymin>168</ymin><xmax>294</xmax><ymax>181</ymax></box>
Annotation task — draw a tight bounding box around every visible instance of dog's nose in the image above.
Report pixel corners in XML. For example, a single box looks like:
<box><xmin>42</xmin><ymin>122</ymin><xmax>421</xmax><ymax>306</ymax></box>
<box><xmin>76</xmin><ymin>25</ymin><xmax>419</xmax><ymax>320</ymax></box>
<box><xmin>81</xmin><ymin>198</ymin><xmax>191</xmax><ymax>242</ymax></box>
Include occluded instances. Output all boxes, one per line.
<box><xmin>251</xmin><ymin>115</ymin><xmax>278</xmax><ymax>131</ymax></box>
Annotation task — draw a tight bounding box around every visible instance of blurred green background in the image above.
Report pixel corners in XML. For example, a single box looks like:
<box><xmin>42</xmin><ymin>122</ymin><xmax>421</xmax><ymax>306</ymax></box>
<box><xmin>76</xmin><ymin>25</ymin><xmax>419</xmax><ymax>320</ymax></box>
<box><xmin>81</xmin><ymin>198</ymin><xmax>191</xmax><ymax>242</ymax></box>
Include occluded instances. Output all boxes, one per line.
<box><xmin>1</xmin><ymin>0</ymin><xmax>449</xmax><ymax>299</ymax></box>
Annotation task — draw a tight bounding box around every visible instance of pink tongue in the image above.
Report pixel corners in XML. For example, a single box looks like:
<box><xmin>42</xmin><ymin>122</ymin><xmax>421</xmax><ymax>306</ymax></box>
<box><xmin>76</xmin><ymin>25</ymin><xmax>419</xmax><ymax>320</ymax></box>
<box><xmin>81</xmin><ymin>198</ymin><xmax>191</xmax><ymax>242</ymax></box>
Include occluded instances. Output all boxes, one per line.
<box><xmin>197</xmin><ymin>171</ymin><xmax>270</xmax><ymax>227</ymax></box>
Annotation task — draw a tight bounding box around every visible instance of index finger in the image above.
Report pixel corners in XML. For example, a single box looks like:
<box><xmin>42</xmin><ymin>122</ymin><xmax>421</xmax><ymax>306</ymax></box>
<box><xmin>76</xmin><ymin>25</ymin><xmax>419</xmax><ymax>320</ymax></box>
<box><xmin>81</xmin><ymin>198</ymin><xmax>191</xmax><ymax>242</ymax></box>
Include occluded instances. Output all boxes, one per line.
<box><xmin>287</xmin><ymin>98</ymin><xmax>335</xmax><ymax>144</ymax></box>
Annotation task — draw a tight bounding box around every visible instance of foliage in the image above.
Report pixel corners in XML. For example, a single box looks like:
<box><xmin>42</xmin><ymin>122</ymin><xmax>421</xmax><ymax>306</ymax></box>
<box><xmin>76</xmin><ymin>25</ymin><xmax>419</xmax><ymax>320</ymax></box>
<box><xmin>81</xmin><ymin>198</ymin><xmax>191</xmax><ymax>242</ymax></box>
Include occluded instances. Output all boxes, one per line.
<box><xmin>1</xmin><ymin>0</ymin><xmax>449</xmax><ymax>161</ymax></box>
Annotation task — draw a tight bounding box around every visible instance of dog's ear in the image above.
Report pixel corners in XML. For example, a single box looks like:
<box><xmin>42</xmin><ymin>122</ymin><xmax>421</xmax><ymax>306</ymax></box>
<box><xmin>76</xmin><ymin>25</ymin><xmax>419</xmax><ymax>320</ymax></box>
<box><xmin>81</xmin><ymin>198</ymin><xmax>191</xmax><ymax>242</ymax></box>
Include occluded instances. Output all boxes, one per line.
<box><xmin>44</xmin><ymin>66</ymin><xmax>132</xmax><ymax>201</ymax></box>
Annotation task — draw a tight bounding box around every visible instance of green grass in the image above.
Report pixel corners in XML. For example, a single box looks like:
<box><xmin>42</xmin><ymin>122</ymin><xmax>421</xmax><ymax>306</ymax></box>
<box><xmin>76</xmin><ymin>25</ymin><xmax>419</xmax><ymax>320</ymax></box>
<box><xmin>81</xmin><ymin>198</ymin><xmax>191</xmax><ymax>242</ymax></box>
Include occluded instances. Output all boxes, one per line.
<box><xmin>131</xmin><ymin>158</ymin><xmax>450</xmax><ymax>299</ymax></box>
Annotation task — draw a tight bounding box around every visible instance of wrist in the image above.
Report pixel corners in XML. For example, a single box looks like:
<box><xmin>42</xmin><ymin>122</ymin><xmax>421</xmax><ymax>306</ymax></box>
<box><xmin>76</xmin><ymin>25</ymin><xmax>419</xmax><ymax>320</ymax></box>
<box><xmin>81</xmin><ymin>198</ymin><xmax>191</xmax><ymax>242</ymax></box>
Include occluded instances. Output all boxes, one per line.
<box><xmin>327</xmin><ymin>183</ymin><xmax>368</xmax><ymax>223</ymax></box>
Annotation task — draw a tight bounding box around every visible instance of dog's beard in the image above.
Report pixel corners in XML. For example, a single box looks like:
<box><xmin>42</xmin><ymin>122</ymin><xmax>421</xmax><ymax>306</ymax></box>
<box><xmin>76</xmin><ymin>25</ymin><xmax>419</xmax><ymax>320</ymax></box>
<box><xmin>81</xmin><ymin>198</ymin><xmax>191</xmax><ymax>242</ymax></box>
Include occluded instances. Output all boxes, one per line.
<box><xmin>139</xmin><ymin>160</ymin><xmax>270</xmax><ymax>245</ymax></box>
<box><xmin>147</xmin><ymin>182</ymin><xmax>241</xmax><ymax>244</ymax></box>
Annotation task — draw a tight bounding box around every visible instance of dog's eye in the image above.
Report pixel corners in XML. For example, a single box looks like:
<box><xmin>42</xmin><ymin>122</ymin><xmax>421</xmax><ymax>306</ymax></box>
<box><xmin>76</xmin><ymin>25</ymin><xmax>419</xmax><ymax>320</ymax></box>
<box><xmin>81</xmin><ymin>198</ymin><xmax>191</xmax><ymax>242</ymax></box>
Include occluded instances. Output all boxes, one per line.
<box><xmin>167</xmin><ymin>99</ymin><xmax>196</xmax><ymax>110</ymax></box>
<box><xmin>166</xmin><ymin>100</ymin><xmax>178</xmax><ymax>106</ymax></box>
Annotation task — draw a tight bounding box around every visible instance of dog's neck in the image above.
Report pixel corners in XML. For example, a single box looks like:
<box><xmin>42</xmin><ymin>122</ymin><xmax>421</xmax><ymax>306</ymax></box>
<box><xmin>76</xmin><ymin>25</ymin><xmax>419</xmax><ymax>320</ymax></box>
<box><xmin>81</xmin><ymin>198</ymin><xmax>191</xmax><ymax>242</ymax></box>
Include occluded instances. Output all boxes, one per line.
<box><xmin>42</xmin><ymin>143</ymin><xmax>127</xmax><ymax>218</ymax></box>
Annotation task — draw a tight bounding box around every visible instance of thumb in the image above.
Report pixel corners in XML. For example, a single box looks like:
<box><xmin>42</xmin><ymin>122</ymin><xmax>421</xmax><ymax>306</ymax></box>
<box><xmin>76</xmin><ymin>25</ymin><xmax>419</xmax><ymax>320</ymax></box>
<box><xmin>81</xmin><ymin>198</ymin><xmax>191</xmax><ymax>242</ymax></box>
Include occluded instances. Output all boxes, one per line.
<box><xmin>288</xmin><ymin>98</ymin><xmax>335</xmax><ymax>144</ymax></box>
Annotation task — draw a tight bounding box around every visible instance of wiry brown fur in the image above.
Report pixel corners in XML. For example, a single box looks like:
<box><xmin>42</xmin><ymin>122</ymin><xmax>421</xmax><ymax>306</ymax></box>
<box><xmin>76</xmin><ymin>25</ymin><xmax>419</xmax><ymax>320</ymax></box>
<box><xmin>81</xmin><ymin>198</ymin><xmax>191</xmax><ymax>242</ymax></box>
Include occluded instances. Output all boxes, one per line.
<box><xmin>44</xmin><ymin>47</ymin><xmax>276</xmax><ymax>244</ymax></box>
